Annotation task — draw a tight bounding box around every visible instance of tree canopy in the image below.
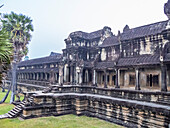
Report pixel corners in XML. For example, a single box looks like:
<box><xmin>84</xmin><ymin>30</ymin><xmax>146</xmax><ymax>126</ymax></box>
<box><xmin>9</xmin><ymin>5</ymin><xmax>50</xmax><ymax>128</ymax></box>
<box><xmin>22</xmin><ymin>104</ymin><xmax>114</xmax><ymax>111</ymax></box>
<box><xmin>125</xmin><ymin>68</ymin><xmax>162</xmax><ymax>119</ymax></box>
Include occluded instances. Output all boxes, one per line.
<box><xmin>1</xmin><ymin>11</ymin><xmax>34</xmax><ymax>62</ymax></box>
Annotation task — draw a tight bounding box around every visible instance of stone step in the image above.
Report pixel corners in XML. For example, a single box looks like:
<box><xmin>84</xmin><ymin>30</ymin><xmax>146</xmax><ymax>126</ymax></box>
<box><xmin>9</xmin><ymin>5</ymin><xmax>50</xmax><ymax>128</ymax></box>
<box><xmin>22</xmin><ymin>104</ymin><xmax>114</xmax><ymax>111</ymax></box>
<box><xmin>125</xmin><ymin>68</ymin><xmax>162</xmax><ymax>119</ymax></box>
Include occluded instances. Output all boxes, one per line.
<box><xmin>14</xmin><ymin>107</ymin><xmax>22</xmax><ymax>111</ymax></box>
<box><xmin>7</xmin><ymin>111</ymin><xmax>15</xmax><ymax>117</ymax></box>
<box><xmin>6</xmin><ymin>113</ymin><xmax>13</xmax><ymax>118</ymax></box>
<box><xmin>20</xmin><ymin>102</ymin><xmax>25</xmax><ymax>105</ymax></box>
<box><xmin>10</xmin><ymin>109</ymin><xmax>20</xmax><ymax>114</ymax></box>
<box><xmin>0</xmin><ymin>114</ymin><xmax>8</xmax><ymax>119</ymax></box>
<box><xmin>15</xmin><ymin>106</ymin><xmax>22</xmax><ymax>109</ymax></box>
<box><xmin>10</xmin><ymin>109</ymin><xmax>18</xmax><ymax>113</ymax></box>
<box><xmin>20</xmin><ymin>104</ymin><xmax>25</xmax><ymax>107</ymax></box>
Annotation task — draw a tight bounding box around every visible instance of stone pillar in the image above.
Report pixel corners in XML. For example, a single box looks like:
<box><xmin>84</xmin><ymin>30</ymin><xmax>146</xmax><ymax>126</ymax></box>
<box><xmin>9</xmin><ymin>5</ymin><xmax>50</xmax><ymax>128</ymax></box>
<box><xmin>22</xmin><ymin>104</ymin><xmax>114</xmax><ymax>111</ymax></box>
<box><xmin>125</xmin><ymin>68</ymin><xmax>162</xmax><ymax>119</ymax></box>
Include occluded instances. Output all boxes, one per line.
<box><xmin>58</xmin><ymin>66</ymin><xmax>63</xmax><ymax>86</ymax></box>
<box><xmin>76</xmin><ymin>72</ymin><xmax>78</xmax><ymax>85</ymax></box>
<box><xmin>96</xmin><ymin>71</ymin><xmax>98</xmax><ymax>86</ymax></box>
<box><xmin>63</xmin><ymin>64</ymin><xmax>67</xmax><ymax>83</ymax></box>
<box><xmin>31</xmin><ymin>73</ymin><xmax>33</xmax><ymax>80</ymax></box>
<box><xmin>70</xmin><ymin>66</ymin><xmax>75</xmax><ymax>84</ymax></box>
<box><xmin>50</xmin><ymin>72</ymin><xmax>55</xmax><ymax>84</ymax></box>
<box><xmin>135</xmin><ymin>68</ymin><xmax>141</xmax><ymax>90</ymax></box>
<box><xmin>104</xmin><ymin>70</ymin><xmax>107</xmax><ymax>88</ymax></box>
<box><xmin>79</xmin><ymin>68</ymin><xmax>83</xmax><ymax>85</ymax></box>
<box><xmin>70</xmin><ymin>66</ymin><xmax>73</xmax><ymax>84</ymax></box>
<box><xmin>86</xmin><ymin>70</ymin><xmax>89</xmax><ymax>84</ymax></box>
<box><xmin>41</xmin><ymin>73</ymin><xmax>44</xmax><ymax>80</ymax></box>
<box><xmin>75</xmin><ymin>68</ymin><xmax>78</xmax><ymax>85</ymax></box>
<box><xmin>93</xmin><ymin>69</ymin><xmax>96</xmax><ymax>85</ymax></box>
<box><xmin>45</xmin><ymin>73</ymin><xmax>47</xmax><ymax>80</ymax></box>
<box><xmin>115</xmin><ymin>69</ymin><xmax>120</xmax><ymax>88</ymax></box>
<box><xmin>161</xmin><ymin>64</ymin><xmax>167</xmax><ymax>91</ymax></box>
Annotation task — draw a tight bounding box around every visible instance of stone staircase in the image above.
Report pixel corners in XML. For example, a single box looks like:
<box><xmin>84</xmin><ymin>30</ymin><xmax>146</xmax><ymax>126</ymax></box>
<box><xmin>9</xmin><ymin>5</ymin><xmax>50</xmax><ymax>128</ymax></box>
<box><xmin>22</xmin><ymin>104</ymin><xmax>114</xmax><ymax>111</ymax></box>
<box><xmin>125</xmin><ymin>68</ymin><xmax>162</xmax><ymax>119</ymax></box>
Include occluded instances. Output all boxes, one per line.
<box><xmin>0</xmin><ymin>97</ymin><xmax>34</xmax><ymax>119</ymax></box>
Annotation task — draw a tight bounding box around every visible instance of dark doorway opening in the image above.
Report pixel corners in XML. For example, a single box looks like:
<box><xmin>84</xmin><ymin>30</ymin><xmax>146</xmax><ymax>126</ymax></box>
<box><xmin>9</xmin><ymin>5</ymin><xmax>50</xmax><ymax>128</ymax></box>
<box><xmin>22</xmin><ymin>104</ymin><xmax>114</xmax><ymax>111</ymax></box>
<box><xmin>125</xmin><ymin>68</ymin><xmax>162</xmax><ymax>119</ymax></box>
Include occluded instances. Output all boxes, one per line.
<box><xmin>89</xmin><ymin>71</ymin><xmax>92</xmax><ymax>82</ymax></box>
<box><xmin>112</xmin><ymin>75</ymin><xmax>116</xmax><ymax>85</ymax></box>
<box><xmin>129</xmin><ymin>75</ymin><xmax>135</xmax><ymax>86</ymax></box>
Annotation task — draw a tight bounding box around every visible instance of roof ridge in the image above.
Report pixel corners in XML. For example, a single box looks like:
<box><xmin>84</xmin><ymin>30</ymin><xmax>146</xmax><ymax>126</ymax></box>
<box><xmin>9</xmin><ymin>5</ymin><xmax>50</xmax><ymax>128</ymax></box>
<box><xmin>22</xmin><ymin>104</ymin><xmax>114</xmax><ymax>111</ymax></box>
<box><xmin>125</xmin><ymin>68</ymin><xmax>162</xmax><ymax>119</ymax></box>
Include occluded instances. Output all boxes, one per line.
<box><xmin>125</xmin><ymin>20</ymin><xmax>168</xmax><ymax>32</ymax></box>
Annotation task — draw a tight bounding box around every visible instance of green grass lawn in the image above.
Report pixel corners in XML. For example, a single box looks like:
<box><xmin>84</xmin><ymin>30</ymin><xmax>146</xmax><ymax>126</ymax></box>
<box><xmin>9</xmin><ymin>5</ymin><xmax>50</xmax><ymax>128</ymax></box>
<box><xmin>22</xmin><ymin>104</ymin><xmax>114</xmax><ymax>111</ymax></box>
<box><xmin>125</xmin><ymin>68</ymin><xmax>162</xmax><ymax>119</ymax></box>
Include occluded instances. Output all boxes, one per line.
<box><xmin>0</xmin><ymin>89</ymin><xmax>24</xmax><ymax>103</ymax></box>
<box><xmin>0</xmin><ymin>89</ymin><xmax>12</xmax><ymax>103</ymax></box>
<box><xmin>0</xmin><ymin>91</ymin><xmax>123</xmax><ymax>128</ymax></box>
<box><xmin>0</xmin><ymin>115</ymin><xmax>123</xmax><ymax>128</ymax></box>
<box><xmin>0</xmin><ymin>90</ymin><xmax>15</xmax><ymax>114</ymax></box>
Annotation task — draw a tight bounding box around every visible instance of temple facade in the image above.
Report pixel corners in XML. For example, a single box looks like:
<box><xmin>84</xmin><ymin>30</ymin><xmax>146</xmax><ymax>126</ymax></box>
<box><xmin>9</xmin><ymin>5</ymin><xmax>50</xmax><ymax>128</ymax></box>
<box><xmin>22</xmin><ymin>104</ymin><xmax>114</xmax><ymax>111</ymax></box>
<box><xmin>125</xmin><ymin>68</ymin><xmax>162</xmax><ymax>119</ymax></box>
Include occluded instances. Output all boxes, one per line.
<box><xmin>15</xmin><ymin>1</ymin><xmax>170</xmax><ymax>92</ymax></box>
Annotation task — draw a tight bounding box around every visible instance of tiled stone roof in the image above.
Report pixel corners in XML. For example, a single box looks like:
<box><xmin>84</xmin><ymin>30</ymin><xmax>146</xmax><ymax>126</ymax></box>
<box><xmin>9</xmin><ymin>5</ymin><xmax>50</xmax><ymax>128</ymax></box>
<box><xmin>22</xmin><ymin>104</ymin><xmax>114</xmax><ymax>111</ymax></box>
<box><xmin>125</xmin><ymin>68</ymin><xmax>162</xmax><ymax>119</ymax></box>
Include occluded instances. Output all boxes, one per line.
<box><xmin>120</xmin><ymin>20</ymin><xmax>168</xmax><ymax>40</ymax></box>
<box><xmin>99</xmin><ymin>36</ymin><xmax>119</xmax><ymax>48</ymax></box>
<box><xmin>117</xmin><ymin>54</ymin><xmax>160</xmax><ymax>67</ymax></box>
<box><xmin>84</xmin><ymin>61</ymin><xmax>94</xmax><ymax>68</ymax></box>
<box><xmin>18</xmin><ymin>54</ymin><xmax>62</xmax><ymax>67</ymax></box>
<box><xmin>17</xmin><ymin>67</ymin><xmax>59</xmax><ymax>73</ymax></box>
<box><xmin>95</xmin><ymin>61</ymin><xmax>116</xmax><ymax>69</ymax></box>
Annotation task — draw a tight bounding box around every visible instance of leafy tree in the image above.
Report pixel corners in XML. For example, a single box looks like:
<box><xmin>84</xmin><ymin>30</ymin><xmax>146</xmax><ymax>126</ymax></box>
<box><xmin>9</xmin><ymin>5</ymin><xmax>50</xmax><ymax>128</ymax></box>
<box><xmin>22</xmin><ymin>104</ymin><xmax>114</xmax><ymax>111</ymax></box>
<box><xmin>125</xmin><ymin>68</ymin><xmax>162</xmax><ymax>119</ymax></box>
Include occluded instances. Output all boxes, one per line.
<box><xmin>1</xmin><ymin>12</ymin><xmax>34</xmax><ymax>103</ymax></box>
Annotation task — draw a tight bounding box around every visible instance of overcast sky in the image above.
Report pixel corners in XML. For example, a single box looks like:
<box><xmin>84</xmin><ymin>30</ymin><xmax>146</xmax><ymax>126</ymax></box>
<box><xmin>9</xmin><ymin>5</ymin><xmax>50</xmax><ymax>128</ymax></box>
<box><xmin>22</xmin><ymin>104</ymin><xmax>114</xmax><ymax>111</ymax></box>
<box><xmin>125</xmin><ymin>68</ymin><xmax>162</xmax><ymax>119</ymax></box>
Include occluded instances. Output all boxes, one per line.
<box><xmin>0</xmin><ymin>0</ymin><xmax>168</xmax><ymax>59</ymax></box>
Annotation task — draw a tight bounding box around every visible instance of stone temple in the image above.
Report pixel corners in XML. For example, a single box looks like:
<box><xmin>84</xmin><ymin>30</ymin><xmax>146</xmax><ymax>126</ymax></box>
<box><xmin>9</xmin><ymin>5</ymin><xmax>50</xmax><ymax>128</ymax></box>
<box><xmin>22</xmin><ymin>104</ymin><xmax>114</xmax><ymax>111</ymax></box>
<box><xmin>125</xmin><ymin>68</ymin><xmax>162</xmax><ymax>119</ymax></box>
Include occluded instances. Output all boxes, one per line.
<box><xmin>3</xmin><ymin>1</ymin><xmax>170</xmax><ymax>127</ymax></box>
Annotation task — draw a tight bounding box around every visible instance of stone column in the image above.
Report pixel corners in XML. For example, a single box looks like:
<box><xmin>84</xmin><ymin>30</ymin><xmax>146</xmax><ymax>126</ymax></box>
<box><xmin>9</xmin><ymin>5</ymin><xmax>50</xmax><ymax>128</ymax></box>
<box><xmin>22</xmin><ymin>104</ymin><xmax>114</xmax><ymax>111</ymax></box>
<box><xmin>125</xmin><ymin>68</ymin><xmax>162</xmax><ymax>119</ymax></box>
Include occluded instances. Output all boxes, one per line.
<box><xmin>79</xmin><ymin>68</ymin><xmax>83</xmax><ymax>85</ymax></box>
<box><xmin>75</xmin><ymin>71</ymin><xmax>78</xmax><ymax>85</ymax></box>
<box><xmin>63</xmin><ymin>65</ymin><xmax>67</xmax><ymax>83</ymax></box>
<box><xmin>31</xmin><ymin>73</ymin><xmax>33</xmax><ymax>80</ymax></box>
<box><xmin>50</xmin><ymin>72</ymin><xmax>55</xmax><ymax>84</ymax></box>
<box><xmin>41</xmin><ymin>73</ymin><xmax>44</xmax><ymax>80</ymax></box>
<box><xmin>86</xmin><ymin>70</ymin><xmax>89</xmax><ymax>84</ymax></box>
<box><xmin>45</xmin><ymin>73</ymin><xmax>47</xmax><ymax>80</ymax></box>
<box><xmin>115</xmin><ymin>68</ymin><xmax>120</xmax><ymax>88</ymax></box>
<box><xmin>70</xmin><ymin>66</ymin><xmax>73</xmax><ymax>84</ymax></box>
<box><xmin>135</xmin><ymin>68</ymin><xmax>141</xmax><ymax>90</ymax></box>
<box><xmin>96</xmin><ymin>71</ymin><xmax>98</xmax><ymax>86</ymax></box>
<box><xmin>161</xmin><ymin>64</ymin><xmax>167</xmax><ymax>91</ymax></box>
<box><xmin>104</xmin><ymin>70</ymin><xmax>107</xmax><ymax>88</ymax></box>
<box><xmin>71</xmin><ymin>66</ymin><xmax>75</xmax><ymax>84</ymax></box>
<box><xmin>93</xmin><ymin>69</ymin><xmax>96</xmax><ymax>85</ymax></box>
<box><xmin>28</xmin><ymin>73</ymin><xmax>30</xmax><ymax>80</ymax></box>
<box><xmin>75</xmin><ymin>68</ymin><xmax>78</xmax><ymax>85</ymax></box>
<box><xmin>59</xmin><ymin>66</ymin><xmax>63</xmax><ymax>86</ymax></box>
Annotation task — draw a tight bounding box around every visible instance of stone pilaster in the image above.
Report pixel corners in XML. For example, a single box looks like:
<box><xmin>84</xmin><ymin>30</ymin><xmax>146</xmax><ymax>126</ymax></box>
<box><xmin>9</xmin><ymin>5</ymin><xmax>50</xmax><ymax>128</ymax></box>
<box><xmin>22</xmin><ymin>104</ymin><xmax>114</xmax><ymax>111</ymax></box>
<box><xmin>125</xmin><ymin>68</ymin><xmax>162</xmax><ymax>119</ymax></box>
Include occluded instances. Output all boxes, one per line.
<box><xmin>161</xmin><ymin>64</ymin><xmax>167</xmax><ymax>91</ymax></box>
<box><xmin>104</xmin><ymin>70</ymin><xmax>107</xmax><ymax>88</ymax></box>
<box><xmin>135</xmin><ymin>68</ymin><xmax>141</xmax><ymax>90</ymax></box>
<box><xmin>92</xmin><ymin>69</ymin><xmax>96</xmax><ymax>85</ymax></box>
<box><xmin>115</xmin><ymin>68</ymin><xmax>120</xmax><ymax>88</ymax></box>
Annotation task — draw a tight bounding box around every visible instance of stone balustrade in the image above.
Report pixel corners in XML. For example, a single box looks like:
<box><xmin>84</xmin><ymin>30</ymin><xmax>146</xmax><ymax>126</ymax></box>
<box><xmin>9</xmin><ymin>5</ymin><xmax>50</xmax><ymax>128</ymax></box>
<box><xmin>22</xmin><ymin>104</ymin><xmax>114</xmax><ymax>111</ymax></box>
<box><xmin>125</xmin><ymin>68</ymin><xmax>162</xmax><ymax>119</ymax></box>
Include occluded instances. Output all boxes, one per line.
<box><xmin>52</xmin><ymin>85</ymin><xmax>170</xmax><ymax>106</ymax></box>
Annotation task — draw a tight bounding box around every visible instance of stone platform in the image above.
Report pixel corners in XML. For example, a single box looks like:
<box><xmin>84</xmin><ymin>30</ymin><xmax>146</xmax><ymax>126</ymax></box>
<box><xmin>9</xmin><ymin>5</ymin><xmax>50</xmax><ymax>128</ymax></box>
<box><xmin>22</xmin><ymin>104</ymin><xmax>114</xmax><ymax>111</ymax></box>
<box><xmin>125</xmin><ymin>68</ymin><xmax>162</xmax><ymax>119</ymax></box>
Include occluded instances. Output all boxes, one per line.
<box><xmin>1</xmin><ymin>85</ymin><xmax>170</xmax><ymax>127</ymax></box>
<box><xmin>20</xmin><ymin>85</ymin><xmax>170</xmax><ymax>128</ymax></box>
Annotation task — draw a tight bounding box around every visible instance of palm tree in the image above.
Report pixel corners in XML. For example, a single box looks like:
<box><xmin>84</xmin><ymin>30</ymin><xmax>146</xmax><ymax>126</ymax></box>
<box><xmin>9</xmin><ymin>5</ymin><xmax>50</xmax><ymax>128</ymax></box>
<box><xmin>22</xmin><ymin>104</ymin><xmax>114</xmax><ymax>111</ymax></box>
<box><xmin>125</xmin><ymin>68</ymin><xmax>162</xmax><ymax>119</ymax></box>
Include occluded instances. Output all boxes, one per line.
<box><xmin>0</xmin><ymin>30</ymin><xmax>12</xmax><ymax>86</ymax></box>
<box><xmin>1</xmin><ymin>12</ymin><xmax>34</xmax><ymax>103</ymax></box>
<box><xmin>0</xmin><ymin>30</ymin><xmax>13</xmax><ymax>104</ymax></box>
